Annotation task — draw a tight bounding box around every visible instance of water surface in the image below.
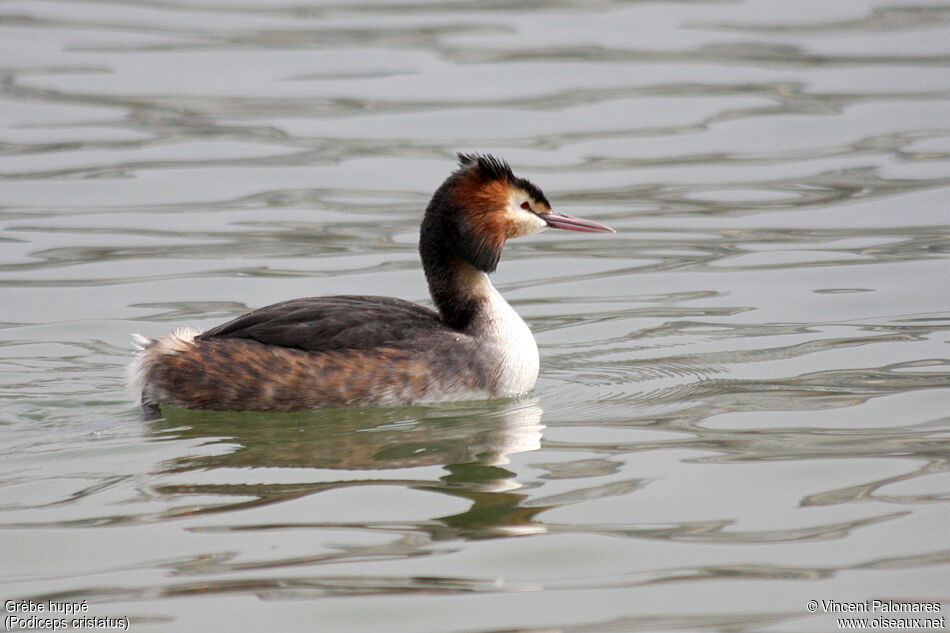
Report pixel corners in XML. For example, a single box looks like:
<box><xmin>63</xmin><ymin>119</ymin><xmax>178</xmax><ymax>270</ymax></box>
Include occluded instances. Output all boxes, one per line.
<box><xmin>2</xmin><ymin>1</ymin><xmax>949</xmax><ymax>631</ymax></box>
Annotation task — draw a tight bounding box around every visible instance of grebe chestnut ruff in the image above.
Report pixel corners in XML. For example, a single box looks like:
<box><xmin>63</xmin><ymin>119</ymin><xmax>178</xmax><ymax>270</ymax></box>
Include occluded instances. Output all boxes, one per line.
<box><xmin>131</xmin><ymin>154</ymin><xmax>613</xmax><ymax>414</ymax></box>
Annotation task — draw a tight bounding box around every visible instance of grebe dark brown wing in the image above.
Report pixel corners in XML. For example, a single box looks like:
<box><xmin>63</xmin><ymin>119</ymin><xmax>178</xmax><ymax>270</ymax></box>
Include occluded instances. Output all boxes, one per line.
<box><xmin>197</xmin><ymin>295</ymin><xmax>449</xmax><ymax>353</ymax></box>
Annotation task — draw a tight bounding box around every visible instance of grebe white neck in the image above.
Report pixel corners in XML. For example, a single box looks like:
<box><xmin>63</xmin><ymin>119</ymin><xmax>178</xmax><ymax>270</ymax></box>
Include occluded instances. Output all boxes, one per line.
<box><xmin>460</xmin><ymin>267</ymin><xmax>540</xmax><ymax>396</ymax></box>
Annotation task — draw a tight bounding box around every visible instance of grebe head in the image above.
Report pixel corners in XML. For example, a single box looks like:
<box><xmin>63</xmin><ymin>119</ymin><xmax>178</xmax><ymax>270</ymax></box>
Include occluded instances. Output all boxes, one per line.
<box><xmin>420</xmin><ymin>153</ymin><xmax>614</xmax><ymax>274</ymax></box>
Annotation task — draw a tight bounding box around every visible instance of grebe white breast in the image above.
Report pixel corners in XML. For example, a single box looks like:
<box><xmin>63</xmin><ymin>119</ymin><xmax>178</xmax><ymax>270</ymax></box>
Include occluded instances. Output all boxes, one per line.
<box><xmin>131</xmin><ymin>154</ymin><xmax>613</xmax><ymax>414</ymax></box>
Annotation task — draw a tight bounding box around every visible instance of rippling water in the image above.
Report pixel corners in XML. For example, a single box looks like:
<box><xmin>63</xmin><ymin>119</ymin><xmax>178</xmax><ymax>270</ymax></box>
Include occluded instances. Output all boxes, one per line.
<box><xmin>2</xmin><ymin>1</ymin><xmax>949</xmax><ymax>631</ymax></box>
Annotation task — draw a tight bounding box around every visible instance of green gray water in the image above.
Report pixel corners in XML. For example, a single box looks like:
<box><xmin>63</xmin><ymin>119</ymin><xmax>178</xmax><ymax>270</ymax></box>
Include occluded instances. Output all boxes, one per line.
<box><xmin>2</xmin><ymin>1</ymin><xmax>949</xmax><ymax>631</ymax></box>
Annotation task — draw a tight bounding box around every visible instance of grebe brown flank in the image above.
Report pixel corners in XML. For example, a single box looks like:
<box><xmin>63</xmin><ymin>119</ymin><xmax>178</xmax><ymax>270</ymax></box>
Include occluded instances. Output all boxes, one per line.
<box><xmin>131</xmin><ymin>154</ymin><xmax>613</xmax><ymax>414</ymax></box>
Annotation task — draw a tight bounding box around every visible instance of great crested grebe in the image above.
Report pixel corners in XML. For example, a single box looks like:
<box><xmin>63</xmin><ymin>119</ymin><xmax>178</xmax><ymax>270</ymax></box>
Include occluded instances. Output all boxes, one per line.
<box><xmin>131</xmin><ymin>154</ymin><xmax>613</xmax><ymax>415</ymax></box>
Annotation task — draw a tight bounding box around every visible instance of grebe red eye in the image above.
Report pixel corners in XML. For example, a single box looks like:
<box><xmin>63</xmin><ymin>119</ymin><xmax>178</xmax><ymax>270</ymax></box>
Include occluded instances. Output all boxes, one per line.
<box><xmin>520</xmin><ymin>201</ymin><xmax>531</xmax><ymax>211</ymax></box>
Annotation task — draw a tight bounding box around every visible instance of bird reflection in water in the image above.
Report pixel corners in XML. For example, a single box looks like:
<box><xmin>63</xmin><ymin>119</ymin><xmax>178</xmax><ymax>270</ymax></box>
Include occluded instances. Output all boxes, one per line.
<box><xmin>149</xmin><ymin>399</ymin><xmax>551</xmax><ymax>539</ymax></box>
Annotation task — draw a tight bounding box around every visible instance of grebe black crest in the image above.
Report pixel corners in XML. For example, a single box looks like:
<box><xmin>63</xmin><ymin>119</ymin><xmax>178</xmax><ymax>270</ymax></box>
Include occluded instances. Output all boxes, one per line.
<box><xmin>131</xmin><ymin>154</ymin><xmax>613</xmax><ymax>414</ymax></box>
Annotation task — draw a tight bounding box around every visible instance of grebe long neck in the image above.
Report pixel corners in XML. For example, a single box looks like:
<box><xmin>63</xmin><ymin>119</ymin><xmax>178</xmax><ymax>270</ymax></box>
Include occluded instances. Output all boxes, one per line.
<box><xmin>420</xmin><ymin>224</ymin><xmax>541</xmax><ymax>396</ymax></box>
<box><xmin>419</xmin><ymin>174</ymin><xmax>506</xmax><ymax>330</ymax></box>
<box><xmin>419</xmin><ymin>243</ymin><xmax>491</xmax><ymax>331</ymax></box>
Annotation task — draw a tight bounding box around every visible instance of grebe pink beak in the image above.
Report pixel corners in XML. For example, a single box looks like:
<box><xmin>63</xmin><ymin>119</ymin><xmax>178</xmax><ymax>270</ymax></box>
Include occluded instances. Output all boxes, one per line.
<box><xmin>540</xmin><ymin>211</ymin><xmax>615</xmax><ymax>234</ymax></box>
